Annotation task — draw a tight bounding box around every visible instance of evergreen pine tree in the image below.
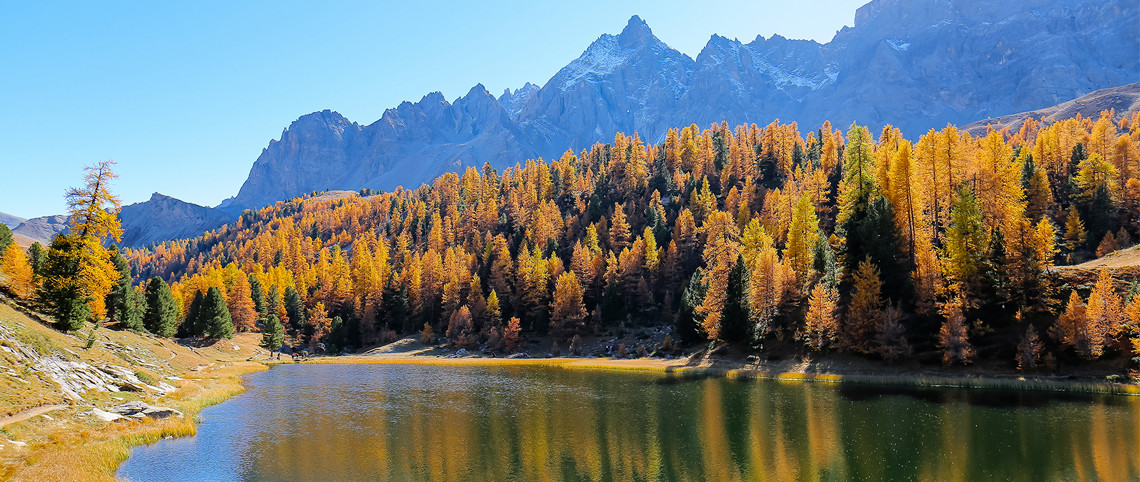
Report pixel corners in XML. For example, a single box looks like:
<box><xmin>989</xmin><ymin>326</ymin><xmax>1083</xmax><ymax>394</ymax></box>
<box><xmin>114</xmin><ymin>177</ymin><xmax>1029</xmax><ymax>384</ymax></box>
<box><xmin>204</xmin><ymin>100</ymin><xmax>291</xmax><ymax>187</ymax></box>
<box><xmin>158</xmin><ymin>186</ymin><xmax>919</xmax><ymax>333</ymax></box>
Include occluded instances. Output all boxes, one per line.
<box><xmin>676</xmin><ymin>270</ymin><xmax>707</xmax><ymax>343</ymax></box>
<box><xmin>719</xmin><ymin>255</ymin><xmax>751</xmax><ymax>344</ymax></box>
<box><xmin>284</xmin><ymin>286</ymin><xmax>306</xmax><ymax>334</ymax></box>
<box><xmin>143</xmin><ymin>277</ymin><xmax>178</xmax><ymax>337</ymax></box>
<box><xmin>179</xmin><ymin>290</ymin><xmax>204</xmax><ymax>337</ymax></box>
<box><xmin>27</xmin><ymin>242</ymin><xmax>46</xmax><ymax>278</ymax></box>
<box><xmin>248</xmin><ymin>274</ymin><xmax>267</xmax><ymax>326</ymax></box>
<box><xmin>840</xmin><ymin>195</ymin><xmax>909</xmax><ymax>303</ymax></box>
<box><xmin>0</xmin><ymin>224</ymin><xmax>12</xmax><ymax>255</ymax></box>
<box><xmin>37</xmin><ymin>234</ymin><xmax>91</xmax><ymax>331</ymax></box>
<box><xmin>202</xmin><ymin>286</ymin><xmax>234</xmax><ymax>340</ymax></box>
<box><xmin>106</xmin><ymin>248</ymin><xmax>134</xmax><ymax>327</ymax></box>
<box><xmin>261</xmin><ymin>314</ymin><xmax>284</xmax><ymax>352</ymax></box>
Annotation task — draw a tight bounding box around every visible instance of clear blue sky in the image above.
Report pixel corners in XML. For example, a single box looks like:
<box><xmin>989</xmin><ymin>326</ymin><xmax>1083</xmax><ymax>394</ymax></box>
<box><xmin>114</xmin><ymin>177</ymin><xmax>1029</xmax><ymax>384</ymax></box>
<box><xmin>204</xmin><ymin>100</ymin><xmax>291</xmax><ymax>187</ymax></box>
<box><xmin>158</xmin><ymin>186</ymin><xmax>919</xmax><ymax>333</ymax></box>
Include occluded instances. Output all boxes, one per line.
<box><xmin>0</xmin><ymin>0</ymin><xmax>868</xmax><ymax>219</ymax></box>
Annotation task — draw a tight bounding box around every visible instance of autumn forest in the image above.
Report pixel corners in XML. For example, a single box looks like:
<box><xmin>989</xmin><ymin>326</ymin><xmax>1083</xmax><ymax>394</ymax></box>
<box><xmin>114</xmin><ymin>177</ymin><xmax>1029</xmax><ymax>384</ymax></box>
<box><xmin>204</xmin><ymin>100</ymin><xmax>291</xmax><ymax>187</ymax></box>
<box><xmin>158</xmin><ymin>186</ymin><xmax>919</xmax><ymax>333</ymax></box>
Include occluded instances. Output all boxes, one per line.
<box><xmin>4</xmin><ymin>111</ymin><xmax>1140</xmax><ymax>372</ymax></box>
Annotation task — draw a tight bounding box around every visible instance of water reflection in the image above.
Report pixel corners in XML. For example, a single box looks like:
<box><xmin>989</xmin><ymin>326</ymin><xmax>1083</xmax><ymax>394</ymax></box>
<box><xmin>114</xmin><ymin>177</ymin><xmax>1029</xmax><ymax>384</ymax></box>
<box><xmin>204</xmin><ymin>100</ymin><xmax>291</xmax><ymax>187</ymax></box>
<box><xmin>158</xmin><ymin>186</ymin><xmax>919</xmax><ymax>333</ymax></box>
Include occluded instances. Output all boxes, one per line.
<box><xmin>119</xmin><ymin>364</ymin><xmax>1140</xmax><ymax>481</ymax></box>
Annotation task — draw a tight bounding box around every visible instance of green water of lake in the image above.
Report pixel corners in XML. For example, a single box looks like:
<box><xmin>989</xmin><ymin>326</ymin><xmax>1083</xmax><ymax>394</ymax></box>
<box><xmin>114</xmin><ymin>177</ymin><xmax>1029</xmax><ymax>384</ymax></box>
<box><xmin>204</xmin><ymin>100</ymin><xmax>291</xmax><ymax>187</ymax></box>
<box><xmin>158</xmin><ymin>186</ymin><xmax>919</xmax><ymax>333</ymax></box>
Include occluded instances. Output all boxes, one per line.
<box><xmin>118</xmin><ymin>364</ymin><xmax>1140</xmax><ymax>481</ymax></box>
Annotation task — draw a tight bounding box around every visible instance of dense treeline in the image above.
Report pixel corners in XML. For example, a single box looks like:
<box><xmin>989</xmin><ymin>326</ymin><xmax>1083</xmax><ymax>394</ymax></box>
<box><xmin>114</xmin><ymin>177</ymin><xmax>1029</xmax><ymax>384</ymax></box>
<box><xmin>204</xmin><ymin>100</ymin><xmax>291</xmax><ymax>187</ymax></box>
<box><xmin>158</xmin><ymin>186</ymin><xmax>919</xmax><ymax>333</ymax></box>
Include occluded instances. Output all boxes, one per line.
<box><xmin>4</xmin><ymin>113</ymin><xmax>1140</xmax><ymax>368</ymax></box>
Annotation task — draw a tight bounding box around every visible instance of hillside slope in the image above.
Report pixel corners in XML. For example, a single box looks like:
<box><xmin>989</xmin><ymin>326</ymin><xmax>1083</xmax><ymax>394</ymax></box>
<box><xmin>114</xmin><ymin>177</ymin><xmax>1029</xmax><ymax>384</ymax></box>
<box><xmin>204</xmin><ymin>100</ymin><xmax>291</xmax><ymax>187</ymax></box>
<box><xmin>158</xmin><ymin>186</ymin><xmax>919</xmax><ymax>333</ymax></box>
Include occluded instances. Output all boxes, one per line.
<box><xmin>0</xmin><ymin>297</ymin><xmax>266</xmax><ymax>480</ymax></box>
<box><xmin>963</xmin><ymin>83</ymin><xmax>1140</xmax><ymax>135</ymax></box>
<box><xmin>0</xmin><ymin>212</ymin><xmax>25</xmax><ymax>229</ymax></box>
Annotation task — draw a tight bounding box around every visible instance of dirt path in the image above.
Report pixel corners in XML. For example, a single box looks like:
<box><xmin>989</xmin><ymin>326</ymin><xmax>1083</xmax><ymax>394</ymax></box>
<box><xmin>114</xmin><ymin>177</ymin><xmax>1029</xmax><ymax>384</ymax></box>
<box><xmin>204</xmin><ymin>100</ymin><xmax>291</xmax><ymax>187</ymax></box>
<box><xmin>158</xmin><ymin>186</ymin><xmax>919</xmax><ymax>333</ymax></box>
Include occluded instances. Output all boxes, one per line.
<box><xmin>0</xmin><ymin>404</ymin><xmax>67</xmax><ymax>429</ymax></box>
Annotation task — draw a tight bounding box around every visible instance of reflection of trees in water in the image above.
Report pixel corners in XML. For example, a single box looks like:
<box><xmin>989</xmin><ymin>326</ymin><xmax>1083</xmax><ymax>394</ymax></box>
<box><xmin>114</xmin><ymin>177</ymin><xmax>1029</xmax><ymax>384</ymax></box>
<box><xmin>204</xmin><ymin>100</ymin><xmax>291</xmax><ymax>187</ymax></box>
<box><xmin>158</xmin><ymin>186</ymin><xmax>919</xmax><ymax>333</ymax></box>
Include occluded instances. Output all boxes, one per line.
<box><xmin>235</xmin><ymin>367</ymin><xmax>1138</xmax><ymax>480</ymax></box>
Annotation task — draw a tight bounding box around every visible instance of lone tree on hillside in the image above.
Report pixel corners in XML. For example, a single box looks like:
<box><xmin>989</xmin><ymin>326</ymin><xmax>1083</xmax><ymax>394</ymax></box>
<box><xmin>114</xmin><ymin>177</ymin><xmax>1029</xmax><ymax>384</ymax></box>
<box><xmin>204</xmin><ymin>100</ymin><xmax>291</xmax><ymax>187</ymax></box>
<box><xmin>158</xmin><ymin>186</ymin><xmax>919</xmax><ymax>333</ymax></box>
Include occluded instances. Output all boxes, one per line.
<box><xmin>38</xmin><ymin>160</ymin><xmax>123</xmax><ymax>330</ymax></box>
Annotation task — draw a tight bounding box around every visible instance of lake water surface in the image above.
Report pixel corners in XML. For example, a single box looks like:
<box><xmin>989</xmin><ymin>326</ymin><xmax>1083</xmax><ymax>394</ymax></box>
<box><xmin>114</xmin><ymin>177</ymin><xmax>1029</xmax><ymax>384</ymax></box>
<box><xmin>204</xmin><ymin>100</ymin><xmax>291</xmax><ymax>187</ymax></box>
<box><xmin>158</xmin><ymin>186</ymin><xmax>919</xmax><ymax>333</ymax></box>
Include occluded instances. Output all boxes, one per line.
<box><xmin>119</xmin><ymin>364</ymin><xmax>1140</xmax><ymax>481</ymax></box>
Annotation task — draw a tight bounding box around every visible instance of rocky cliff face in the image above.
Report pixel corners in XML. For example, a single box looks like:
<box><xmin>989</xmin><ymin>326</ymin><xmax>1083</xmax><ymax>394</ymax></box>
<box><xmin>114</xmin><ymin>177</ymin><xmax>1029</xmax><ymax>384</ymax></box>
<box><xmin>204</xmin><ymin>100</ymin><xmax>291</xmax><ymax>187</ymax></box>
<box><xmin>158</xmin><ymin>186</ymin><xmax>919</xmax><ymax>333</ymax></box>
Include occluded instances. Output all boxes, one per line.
<box><xmin>227</xmin><ymin>0</ymin><xmax>1139</xmax><ymax>211</ymax></box>
<box><xmin>118</xmin><ymin>193</ymin><xmax>233</xmax><ymax>248</ymax></box>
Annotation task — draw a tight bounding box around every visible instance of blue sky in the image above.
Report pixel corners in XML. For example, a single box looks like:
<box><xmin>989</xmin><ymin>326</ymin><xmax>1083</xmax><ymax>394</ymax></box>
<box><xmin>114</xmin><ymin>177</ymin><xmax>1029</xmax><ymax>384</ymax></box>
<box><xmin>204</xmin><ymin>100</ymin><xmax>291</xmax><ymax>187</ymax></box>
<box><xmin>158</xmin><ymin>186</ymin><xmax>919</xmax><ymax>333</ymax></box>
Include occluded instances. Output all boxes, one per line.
<box><xmin>0</xmin><ymin>0</ymin><xmax>868</xmax><ymax>219</ymax></box>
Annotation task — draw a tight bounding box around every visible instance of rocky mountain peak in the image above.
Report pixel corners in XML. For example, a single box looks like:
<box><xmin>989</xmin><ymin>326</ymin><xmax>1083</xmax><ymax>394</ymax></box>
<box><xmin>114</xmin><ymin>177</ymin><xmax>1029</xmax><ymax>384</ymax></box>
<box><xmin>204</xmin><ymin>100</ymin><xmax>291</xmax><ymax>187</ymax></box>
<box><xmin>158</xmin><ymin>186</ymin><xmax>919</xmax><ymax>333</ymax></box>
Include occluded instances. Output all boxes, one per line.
<box><xmin>618</xmin><ymin>15</ymin><xmax>654</xmax><ymax>48</ymax></box>
<box><xmin>223</xmin><ymin>0</ymin><xmax>1136</xmax><ymax>213</ymax></box>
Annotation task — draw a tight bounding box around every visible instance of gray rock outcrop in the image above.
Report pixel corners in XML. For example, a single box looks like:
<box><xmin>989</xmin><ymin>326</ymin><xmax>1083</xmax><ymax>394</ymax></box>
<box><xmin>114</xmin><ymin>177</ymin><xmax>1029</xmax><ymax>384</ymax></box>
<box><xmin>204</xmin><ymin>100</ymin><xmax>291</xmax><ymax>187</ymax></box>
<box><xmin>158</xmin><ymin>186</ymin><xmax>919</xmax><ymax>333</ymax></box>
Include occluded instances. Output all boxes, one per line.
<box><xmin>109</xmin><ymin>400</ymin><xmax>183</xmax><ymax>420</ymax></box>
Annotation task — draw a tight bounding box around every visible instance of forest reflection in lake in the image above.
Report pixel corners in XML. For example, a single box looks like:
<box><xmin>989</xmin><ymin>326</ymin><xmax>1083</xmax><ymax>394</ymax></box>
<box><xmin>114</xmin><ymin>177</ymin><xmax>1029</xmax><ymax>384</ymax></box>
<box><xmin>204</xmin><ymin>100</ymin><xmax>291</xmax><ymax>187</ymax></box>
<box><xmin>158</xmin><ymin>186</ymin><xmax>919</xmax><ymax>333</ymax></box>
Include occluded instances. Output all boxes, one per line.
<box><xmin>119</xmin><ymin>364</ymin><xmax>1140</xmax><ymax>481</ymax></box>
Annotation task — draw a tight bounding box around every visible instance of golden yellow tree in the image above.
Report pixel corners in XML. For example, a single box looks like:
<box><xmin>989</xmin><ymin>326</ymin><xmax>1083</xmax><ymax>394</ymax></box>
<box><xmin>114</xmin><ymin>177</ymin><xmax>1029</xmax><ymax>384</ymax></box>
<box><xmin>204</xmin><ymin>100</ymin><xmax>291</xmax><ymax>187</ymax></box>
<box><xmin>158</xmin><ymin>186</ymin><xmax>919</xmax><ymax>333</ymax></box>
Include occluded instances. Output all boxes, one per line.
<box><xmin>227</xmin><ymin>273</ymin><xmax>258</xmax><ymax>333</ymax></box>
<box><xmin>446</xmin><ymin>305</ymin><xmax>475</xmax><ymax>349</ymax></box>
<box><xmin>697</xmin><ymin>210</ymin><xmax>741</xmax><ymax>339</ymax></box>
<box><xmin>938</xmin><ymin>295</ymin><xmax>975</xmax><ymax>366</ymax></box>
<box><xmin>748</xmin><ymin>239</ymin><xmax>784</xmax><ymax>339</ymax></box>
<box><xmin>609</xmin><ymin>203</ymin><xmax>631</xmax><ymax>252</ymax></box>
<box><xmin>308</xmin><ymin>302</ymin><xmax>332</xmax><ymax>351</ymax></box>
<box><xmin>1063</xmin><ymin>205</ymin><xmax>1087</xmax><ymax>255</ymax></box>
<box><xmin>61</xmin><ymin>160</ymin><xmax>123</xmax><ymax>324</ymax></box>
<box><xmin>1085</xmin><ymin>269</ymin><xmax>1122</xmax><ymax>351</ymax></box>
<box><xmin>845</xmin><ymin>258</ymin><xmax>883</xmax><ymax>354</ymax></box>
<box><xmin>550</xmin><ymin>271</ymin><xmax>587</xmax><ymax>341</ymax></box>
<box><xmin>785</xmin><ymin>192</ymin><xmax>820</xmax><ymax>285</ymax></box>
<box><xmin>974</xmin><ymin>129</ymin><xmax>1022</xmax><ymax>232</ymax></box>
<box><xmin>0</xmin><ymin>244</ymin><xmax>34</xmax><ymax>299</ymax></box>
<box><xmin>800</xmin><ymin>282</ymin><xmax>839</xmax><ymax>351</ymax></box>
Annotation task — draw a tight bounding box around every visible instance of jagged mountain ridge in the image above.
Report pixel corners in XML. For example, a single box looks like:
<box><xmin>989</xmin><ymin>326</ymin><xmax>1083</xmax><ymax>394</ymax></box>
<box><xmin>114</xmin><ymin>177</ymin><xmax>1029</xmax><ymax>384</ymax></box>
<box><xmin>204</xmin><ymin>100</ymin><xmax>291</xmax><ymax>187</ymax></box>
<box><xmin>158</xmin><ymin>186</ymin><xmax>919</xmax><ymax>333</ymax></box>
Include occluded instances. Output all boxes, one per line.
<box><xmin>229</xmin><ymin>0</ymin><xmax>1137</xmax><ymax>212</ymax></box>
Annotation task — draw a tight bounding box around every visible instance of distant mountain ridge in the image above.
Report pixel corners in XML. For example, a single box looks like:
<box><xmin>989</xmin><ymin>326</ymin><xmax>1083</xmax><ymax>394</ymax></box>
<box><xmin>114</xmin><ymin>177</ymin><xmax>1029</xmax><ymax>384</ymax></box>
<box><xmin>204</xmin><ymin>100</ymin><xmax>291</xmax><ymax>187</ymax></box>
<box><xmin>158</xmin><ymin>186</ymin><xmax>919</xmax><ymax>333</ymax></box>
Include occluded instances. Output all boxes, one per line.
<box><xmin>962</xmin><ymin>82</ymin><xmax>1140</xmax><ymax>135</ymax></box>
<box><xmin>12</xmin><ymin>215</ymin><xmax>69</xmax><ymax>245</ymax></box>
<box><xmin>227</xmin><ymin>0</ymin><xmax>1137</xmax><ymax>212</ymax></box>
<box><xmin>0</xmin><ymin>212</ymin><xmax>25</xmax><ymax>229</ymax></box>
<box><xmin>117</xmin><ymin>193</ymin><xmax>232</xmax><ymax>248</ymax></box>
<box><xmin>8</xmin><ymin>194</ymin><xmax>231</xmax><ymax>249</ymax></box>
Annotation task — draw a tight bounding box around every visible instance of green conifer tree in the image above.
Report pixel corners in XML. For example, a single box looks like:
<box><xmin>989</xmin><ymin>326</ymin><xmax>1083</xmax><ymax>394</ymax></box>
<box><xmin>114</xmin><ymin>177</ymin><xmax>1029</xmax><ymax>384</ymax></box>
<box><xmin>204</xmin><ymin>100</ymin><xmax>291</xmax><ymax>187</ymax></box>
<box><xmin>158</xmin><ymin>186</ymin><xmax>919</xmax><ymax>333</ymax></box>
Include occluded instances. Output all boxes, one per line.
<box><xmin>202</xmin><ymin>286</ymin><xmax>234</xmax><ymax>340</ymax></box>
<box><xmin>37</xmin><ymin>234</ymin><xmax>91</xmax><ymax>331</ymax></box>
<box><xmin>181</xmin><ymin>291</ymin><xmax>206</xmax><ymax>337</ymax></box>
<box><xmin>143</xmin><ymin>277</ymin><xmax>178</xmax><ymax>337</ymax></box>
<box><xmin>677</xmin><ymin>269</ymin><xmax>707</xmax><ymax>343</ymax></box>
<box><xmin>719</xmin><ymin>255</ymin><xmax>751</xmax><ymax>344</ymax></box>
<box><xmin>261</xmin><ymin>314</ymin><xmax>284</xmax><ymax>352</ymax></box>
<box><xmin>27</xmin><ymin>242</ymin><xmax>46</xmax><ymax>278</ymax></box>
<box><xmin>284</xmin><ymin>286</ymin><xmax>306</xmax><ymax>336</ymax></box>
<box><xmin>0</xmin><ymin>224</ymin><xmax>12</xmax><ymax>255</ymax></box>
<box><xmin>106</xmin><ymin>248</ymin><xmax>136</xmax><ymax>328</ymax></box>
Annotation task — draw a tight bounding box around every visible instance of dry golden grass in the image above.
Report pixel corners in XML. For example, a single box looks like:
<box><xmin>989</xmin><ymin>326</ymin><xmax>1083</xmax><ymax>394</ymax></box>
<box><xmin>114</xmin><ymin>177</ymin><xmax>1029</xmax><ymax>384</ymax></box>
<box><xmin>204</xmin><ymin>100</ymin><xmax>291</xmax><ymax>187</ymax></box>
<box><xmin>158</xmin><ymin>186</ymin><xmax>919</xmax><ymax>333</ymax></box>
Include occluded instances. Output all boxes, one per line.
<box><xmin>0</xmin><ymin>298</ymin><xmax>269</xmax><ymax>481</ymax></box>
<box><xmin>2</xmin><ymin>362</ymin><xmax>265</xmax><ymax>482</ymax></box>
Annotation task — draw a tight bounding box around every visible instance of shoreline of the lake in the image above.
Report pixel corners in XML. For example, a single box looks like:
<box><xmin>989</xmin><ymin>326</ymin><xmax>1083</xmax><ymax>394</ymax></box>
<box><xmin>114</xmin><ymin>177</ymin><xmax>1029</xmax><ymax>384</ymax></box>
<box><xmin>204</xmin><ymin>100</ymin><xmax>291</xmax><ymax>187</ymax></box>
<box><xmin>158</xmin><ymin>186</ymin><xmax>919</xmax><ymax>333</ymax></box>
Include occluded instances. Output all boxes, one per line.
<box><xmin>102</xmin><ymin>351</ymin><xmax>1136</xmax><ymax>479</ymax></box>
<box><xmin>299</xmin><ymin>353</ymin><xmax>1140</xmax><ymax>396</ymax></box>
<box><xmin>7</xmin><ymin>362</ymin><xmax>265</xmax><ymax>481</ymax></box>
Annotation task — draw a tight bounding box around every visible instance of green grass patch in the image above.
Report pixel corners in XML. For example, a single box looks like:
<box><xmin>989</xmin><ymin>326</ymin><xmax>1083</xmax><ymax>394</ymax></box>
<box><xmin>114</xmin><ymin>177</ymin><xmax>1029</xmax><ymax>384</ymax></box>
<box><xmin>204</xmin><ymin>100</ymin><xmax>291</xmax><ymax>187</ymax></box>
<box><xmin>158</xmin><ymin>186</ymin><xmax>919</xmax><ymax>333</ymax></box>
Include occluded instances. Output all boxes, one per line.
<box><xmin>14</xmin><ymin>324</ymin><xmax>57</xmax><ymax>356</ymax></box>
<box><xmin>134</xmin><ymin>370</ymin><xmax>158</xmax><ymax>386</ymax></box>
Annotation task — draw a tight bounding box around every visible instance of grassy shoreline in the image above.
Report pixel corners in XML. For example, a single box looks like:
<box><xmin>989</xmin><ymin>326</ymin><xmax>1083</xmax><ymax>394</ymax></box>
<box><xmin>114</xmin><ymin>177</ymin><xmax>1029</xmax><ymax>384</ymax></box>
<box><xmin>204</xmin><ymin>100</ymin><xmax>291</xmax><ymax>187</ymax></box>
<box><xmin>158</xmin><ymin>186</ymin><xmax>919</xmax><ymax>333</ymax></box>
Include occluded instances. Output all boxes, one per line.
<box><xmin>3</xmin><ymin>362</ymin><xmax>266</xmax><ymax>481</ymax></box>
<box><xmin>306</xmin><ymin>354</ymin><xmax>1140</xmax><ymax>396</ymax></box>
